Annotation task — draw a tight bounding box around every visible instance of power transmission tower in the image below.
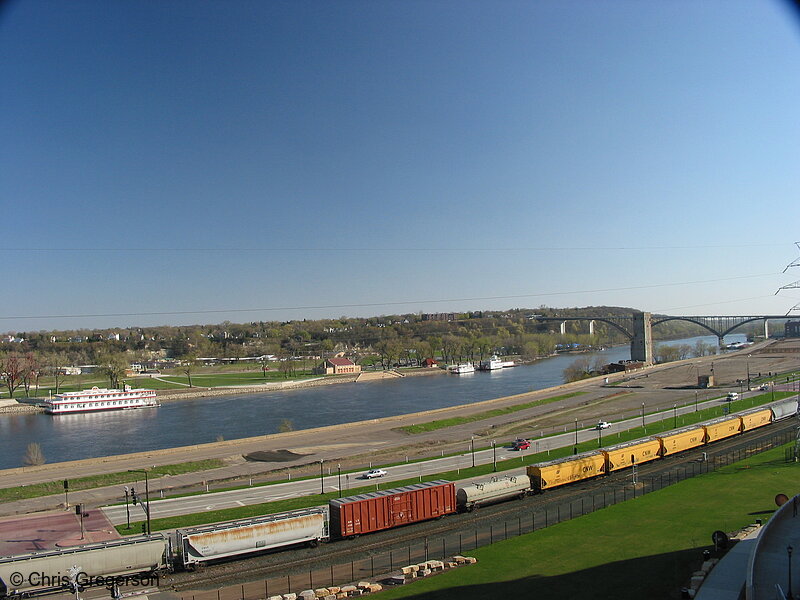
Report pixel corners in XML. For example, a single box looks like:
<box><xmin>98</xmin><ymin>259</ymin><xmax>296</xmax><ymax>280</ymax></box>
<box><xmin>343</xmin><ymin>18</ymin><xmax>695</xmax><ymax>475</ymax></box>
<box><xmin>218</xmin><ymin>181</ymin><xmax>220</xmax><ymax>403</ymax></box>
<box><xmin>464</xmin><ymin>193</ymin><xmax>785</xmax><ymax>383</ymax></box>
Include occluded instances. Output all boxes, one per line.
<box><xmin>775</xmin><ymin>242</ymin><xmax>800</xmax><ymax>315</ymax></box>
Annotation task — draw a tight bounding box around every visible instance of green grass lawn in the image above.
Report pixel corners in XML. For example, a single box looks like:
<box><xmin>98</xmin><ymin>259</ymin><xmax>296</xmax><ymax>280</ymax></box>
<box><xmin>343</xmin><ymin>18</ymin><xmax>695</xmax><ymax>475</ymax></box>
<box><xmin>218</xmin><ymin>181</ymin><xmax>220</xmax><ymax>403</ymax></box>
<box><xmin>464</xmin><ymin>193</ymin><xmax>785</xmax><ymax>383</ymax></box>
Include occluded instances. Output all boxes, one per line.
<box><xmin>7</xmin><ymin>368</ymin><xmax>321</xmax><ymax>397</ymax></box>
<box><xmin>156</xmin><ymin>371</ymin><xmax>316</xmax><ymax>388</ymax></box>
<box><xmin>0</xmin><ymin>459</ymin><xmax>224</xmax><ymax>503</ymax></box>
<box><xmin>378</xmin><ymin>443</ymin><xmax>799</xmax><ymax>600</ymax></box>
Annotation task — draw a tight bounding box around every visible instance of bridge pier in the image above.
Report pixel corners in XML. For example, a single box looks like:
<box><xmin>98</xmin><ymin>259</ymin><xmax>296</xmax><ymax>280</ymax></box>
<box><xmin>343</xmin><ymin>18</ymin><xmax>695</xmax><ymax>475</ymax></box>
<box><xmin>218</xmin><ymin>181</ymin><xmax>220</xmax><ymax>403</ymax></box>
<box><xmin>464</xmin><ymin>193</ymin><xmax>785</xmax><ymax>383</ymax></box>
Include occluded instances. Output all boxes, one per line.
<box><xmin>631</xmin><ymin>312</ymin><xmax>653</xmax><ymax>364</ymax></box>
<box><xmin>560</xmin><ymin>321</ymin><xmax>566</xmax><ymax>335</ymax></box>
<box><xmin>589</xmin><ymin>320</ymin><xmax>595</xmax><ymax>336</ymax></box>
<box><xmin>718</xmin><ymin>336</ymin><xmax>725</xmax><ymax>348</ymax></box>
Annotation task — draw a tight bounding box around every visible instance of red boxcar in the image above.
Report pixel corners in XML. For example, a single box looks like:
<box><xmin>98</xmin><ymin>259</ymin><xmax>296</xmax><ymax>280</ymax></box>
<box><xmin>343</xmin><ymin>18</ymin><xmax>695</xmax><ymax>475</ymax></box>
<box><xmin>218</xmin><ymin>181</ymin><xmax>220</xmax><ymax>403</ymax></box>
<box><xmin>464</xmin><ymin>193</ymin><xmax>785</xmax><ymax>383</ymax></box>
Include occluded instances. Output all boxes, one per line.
<box><xmin>329</xmin><ymin>480</ymin><xmax>456</xmax><ymax>538</ymax></box>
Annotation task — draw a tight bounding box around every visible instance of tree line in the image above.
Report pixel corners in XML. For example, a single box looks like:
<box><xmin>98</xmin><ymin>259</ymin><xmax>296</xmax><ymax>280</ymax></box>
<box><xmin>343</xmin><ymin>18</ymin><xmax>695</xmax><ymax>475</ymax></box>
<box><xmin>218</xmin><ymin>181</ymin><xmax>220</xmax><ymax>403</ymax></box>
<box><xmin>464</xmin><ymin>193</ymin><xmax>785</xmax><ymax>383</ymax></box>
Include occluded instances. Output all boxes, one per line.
<box><xmin>1</xmin><ymin>306</ymin><xmax>765</xmax><ymax>397</ymax></box>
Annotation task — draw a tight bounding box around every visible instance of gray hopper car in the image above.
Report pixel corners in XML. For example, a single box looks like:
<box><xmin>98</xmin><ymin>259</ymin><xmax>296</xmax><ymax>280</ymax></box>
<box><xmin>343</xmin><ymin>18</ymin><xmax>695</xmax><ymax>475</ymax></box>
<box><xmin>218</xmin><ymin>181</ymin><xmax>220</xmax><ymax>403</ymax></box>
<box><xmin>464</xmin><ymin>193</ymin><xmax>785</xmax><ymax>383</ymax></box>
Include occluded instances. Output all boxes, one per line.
<box><xmin>456</xmin><ymin>475</ymin><xmax>530</xmax><ymax>511</ymax></box>
<box><xmin>176</xmin><ymin>507</ymin><xmax>329</xmax><ymax>568</ymax></box>
<box><xmin>0</xmin><ymin>535</ymin><xmax>169</xmax><ymax>598</ymax></box>
<box><xmin>769</xmin><ymin>397</ymin><xmax>798</xmax><ymax>421</ymax></box>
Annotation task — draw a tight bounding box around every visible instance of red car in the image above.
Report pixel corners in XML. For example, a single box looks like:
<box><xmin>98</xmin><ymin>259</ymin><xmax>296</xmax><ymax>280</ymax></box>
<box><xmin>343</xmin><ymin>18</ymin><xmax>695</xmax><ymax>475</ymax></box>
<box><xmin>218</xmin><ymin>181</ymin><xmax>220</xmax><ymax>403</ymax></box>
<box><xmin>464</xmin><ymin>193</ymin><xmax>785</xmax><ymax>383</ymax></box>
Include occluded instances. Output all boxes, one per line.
<box><xmin>512</xmin><ymin>439</ymin><xmax>531</xmax><ymax>450</ymax></box>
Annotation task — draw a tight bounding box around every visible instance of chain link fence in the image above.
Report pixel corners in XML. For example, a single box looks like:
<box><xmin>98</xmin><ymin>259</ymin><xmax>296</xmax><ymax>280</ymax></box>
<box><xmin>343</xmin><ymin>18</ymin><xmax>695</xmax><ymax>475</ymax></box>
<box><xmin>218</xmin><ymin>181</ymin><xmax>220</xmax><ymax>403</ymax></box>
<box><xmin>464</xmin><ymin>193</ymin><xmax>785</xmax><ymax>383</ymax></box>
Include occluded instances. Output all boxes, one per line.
<box><xmin>180</xmin><ymin>428</ymin><xmax>796</xmax><ymax>600</ymax></box>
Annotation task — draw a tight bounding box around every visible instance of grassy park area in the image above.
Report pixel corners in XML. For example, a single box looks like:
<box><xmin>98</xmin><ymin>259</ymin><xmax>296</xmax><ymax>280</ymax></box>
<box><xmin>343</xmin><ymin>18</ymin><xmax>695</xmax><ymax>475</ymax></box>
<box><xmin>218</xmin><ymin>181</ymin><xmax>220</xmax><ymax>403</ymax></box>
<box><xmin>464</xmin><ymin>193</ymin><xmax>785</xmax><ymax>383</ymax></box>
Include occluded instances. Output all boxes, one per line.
<box><xmin>0</xmin><ymin>459</ymin><xmax>223</xmax><ymax>503</ymax></box>
<box><xmin>378</xmin><ymin>443</ymin><xmax>799</xmax><ymax>600</ymax></box>
<box><xmin>2</xmin><ymin>362</ymin><xmax>320</xmax><ymax>398</ymax></box>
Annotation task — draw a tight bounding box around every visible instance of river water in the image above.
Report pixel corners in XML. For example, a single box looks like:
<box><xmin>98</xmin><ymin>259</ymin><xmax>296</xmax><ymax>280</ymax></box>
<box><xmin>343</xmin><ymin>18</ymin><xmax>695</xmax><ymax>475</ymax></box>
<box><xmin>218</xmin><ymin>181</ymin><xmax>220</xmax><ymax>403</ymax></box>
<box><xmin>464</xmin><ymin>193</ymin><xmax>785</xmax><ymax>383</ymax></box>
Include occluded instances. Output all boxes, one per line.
<box><xmin>0</xmin><ymin>334</ymin><xmax>747</xmax><ymax>469</ymax></box>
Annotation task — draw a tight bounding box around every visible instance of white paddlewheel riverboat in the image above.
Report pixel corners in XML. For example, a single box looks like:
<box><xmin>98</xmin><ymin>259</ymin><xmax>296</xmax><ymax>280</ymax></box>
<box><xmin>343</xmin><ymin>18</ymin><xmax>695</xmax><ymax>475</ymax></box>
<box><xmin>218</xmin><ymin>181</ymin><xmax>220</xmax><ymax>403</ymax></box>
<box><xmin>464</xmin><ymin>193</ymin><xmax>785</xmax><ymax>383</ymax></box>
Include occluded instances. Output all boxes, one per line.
<box><xmin>43</xmin><ymin>386</ymin><xmax>158</xmax><ymax>414</ymax></box>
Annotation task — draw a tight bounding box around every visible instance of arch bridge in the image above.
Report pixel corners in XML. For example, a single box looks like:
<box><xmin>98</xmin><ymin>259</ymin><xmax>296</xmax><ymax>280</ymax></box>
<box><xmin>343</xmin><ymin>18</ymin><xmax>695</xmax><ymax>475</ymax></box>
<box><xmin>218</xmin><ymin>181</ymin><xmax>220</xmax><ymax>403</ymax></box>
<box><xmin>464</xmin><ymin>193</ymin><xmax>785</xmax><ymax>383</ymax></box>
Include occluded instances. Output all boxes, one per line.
<box><xmin>528</xmin><ymin>313</ymin><xmax>789</xmax><ymax>364</ymax></box>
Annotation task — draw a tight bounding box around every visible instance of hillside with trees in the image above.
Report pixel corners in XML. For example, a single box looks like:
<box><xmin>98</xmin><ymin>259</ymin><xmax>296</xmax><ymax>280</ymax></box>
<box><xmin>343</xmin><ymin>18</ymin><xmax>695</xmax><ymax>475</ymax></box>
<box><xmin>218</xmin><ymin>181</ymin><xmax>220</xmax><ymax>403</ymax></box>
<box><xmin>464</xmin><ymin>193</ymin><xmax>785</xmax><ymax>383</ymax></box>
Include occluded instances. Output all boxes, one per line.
<box><xmin>0</xmin><ymin>307</ymin><xmax>775</xmax><ymax>395</ymax></box>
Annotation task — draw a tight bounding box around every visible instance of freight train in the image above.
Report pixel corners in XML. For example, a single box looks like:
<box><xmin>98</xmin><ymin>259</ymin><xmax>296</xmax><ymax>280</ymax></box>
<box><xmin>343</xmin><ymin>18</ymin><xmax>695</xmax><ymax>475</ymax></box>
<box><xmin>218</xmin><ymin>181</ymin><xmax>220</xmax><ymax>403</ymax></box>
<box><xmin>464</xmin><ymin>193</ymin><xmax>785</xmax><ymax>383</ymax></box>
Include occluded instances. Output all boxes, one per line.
<box><xmin>1</xmin><ymin>397</ymin><xmax>796</xmax><ymax>598</ymax></box>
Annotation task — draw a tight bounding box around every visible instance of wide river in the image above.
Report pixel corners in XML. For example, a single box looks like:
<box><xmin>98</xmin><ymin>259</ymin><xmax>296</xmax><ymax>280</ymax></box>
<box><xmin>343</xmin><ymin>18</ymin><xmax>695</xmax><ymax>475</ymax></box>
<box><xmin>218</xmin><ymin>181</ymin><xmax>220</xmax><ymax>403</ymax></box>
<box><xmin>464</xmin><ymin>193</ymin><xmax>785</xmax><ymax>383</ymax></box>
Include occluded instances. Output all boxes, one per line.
<box><xmin>0</xmin><ymin>334</ymin><xmax>746</xmax><ymax>470</ymax></box>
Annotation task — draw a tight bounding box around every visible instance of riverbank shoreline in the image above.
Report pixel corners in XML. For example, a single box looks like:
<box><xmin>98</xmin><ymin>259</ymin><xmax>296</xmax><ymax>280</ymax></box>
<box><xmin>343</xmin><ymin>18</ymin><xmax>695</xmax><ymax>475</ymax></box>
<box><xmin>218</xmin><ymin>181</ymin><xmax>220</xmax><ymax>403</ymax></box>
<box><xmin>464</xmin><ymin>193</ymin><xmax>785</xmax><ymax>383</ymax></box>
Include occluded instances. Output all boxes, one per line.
<box><xmin>1</xmin><ymin>366</ymin><xmax>451</xmax><ymax>414</ymax></box>
<box><xmin>0</xmin><ymin>338</ymin><xmax>791</xmax><ymax>502</ymax></box>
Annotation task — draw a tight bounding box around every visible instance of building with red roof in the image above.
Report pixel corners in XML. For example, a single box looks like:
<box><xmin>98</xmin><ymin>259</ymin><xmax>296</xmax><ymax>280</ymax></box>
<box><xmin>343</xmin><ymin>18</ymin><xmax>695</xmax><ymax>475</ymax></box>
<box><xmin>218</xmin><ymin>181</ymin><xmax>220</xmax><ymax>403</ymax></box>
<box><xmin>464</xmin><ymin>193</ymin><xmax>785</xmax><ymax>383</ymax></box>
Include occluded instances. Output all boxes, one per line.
<box><xmin>315</xmin><ymin>357</ymin><xmax>361</xmax><ymax>375</ymax></box>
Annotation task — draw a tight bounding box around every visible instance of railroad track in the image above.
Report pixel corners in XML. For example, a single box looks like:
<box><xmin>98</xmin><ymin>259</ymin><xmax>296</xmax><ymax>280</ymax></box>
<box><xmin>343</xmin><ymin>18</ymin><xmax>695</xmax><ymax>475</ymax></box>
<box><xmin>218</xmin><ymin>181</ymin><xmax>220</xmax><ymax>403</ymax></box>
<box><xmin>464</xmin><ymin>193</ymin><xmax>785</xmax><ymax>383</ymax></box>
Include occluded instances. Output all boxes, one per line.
<box><xmin>169</xmin><ymin>418</ymin><xmax>798</xmax><ymax>592</ymax></box>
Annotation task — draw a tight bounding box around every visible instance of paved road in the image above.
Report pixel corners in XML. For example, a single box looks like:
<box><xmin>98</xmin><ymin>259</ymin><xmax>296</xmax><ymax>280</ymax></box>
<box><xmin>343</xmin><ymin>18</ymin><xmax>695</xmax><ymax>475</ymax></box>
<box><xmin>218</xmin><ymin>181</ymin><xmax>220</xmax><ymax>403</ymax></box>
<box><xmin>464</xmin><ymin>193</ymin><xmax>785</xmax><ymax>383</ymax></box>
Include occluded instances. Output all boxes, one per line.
<box><xmin>100</xmin><ymin>390</ymin><xmax>766</xmax><ymax>525</ymax></box>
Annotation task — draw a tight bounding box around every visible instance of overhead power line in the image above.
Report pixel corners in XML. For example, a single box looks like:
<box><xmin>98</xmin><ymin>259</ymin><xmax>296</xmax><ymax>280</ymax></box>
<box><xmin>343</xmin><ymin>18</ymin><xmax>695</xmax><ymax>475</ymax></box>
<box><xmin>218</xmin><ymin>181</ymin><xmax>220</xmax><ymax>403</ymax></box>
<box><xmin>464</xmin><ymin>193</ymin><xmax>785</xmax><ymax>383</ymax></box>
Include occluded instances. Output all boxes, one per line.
<box><xmin>0</xmin><ymin>272</ymin><xmax>777</xmax><ymax>321</ymax></box>
<box><xmin>0</xmin><ymin>243</ymin><xmax>789</xmax><ymax>253</ymax></box>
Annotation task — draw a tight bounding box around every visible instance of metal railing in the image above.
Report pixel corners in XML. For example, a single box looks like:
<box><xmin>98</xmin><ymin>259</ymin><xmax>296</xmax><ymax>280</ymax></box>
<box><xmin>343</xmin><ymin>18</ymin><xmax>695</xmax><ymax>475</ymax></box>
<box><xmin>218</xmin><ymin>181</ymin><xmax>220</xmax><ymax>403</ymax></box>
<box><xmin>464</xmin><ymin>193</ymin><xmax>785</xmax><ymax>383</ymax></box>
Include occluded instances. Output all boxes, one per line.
<box><xmin>181</xmin><ymin>429</ymin><xmax>795</xmax><ymax>600</ymax></box>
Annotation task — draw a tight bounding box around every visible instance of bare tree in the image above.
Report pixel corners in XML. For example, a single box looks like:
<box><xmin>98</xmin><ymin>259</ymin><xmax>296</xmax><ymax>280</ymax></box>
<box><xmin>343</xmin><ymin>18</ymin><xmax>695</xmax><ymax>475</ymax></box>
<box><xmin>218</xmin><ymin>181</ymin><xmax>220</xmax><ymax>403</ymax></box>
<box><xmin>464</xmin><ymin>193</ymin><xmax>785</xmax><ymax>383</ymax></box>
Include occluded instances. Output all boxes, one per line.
<box><xmin>278</xmin><ymin>356</ymin><xmax>292</xmax><ymax>379</ymax></box>
<box><xmin>259</xmin><ymin>355</ymin><xmax>270</xmax><ymax>380</ymax></box>
<box><xmin>43</xmin><ymin>352</ymin><xmax>69</xmax><ymax>394</ymax></box>
<box><xmin>23</xmin><ymin>442</ymin><xmax>45</xmax><ymax>466</ymax></box>
<box><xmin>0</xmin><ymin>353</ymin><xmax>25</xmax><ymax>398</ymax></box>
<box><xmin>21</xmin><ymin>352</ymin><xmax>39</xmax><ymax>397</ymax></box>
<box><xmin>181</xmin><ymin>353</ymin><xmax>197</xmax><ymax>387</ymax></box>
<box><xmin>97</xmin><ymin>352</ymin><xmax>128</xmax><ymax>388</ymax></box>
<box><xmin>278</xmin><ymin>419</ymin><xmax>294</xmax><ymax>432</ymax></box>
<box><xmin>563</xmin><ymin>357</ymin><xmax>594</xmax><ymax>383</ymax></box>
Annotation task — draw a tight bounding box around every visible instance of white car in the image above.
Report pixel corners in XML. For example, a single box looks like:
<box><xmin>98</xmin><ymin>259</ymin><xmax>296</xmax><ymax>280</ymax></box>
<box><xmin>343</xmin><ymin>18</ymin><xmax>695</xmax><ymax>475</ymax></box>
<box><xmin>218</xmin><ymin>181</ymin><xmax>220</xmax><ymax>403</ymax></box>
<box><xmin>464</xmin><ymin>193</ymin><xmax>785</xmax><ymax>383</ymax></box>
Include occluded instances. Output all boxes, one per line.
<box><xmin>364</xmin><ymin>468</ymin><xmax>387</xmax><ymax>479</ymax></box>
<box><xmin>594</xmin><ymin>421</ymin><xmax>612</xmax><ymax>430</ymax></box>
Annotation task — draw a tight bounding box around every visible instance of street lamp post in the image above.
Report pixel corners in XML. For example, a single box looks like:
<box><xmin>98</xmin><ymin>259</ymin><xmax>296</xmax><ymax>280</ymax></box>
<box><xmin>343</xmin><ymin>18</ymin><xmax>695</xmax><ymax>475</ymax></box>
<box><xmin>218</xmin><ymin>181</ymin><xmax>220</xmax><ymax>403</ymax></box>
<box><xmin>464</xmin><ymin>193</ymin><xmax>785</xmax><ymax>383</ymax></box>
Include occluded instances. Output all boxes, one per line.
<box><xmin>695</xmin><ymin>391</ymin><xmax>698</xmax><ymax>412</ymax></box>
<box><xmin>574</xmin><ymin>418</ymin><xmax>578</xmax><ymax>453</ymax></box>
<box><xmin>319</xmin><ymin>460</ymin><xmax>324</xmax><ymax>494</ymax></box>
<box><xmin>127</xmin><ymin>470</ymin><xmax>151</xmax><ymax>535</ymax></box>
<box><xmin>124</xmin><ymin>486</ymin><xmax>130</xmax><ymax>529</ymax></box>
<box><xmin>641</xmin><ymin>403</ymin><xmax>645</xmax><ymax>428</ymax></box>
<box><xmin>746</xmin><ymin>355</ymin><xmax>751</xmax><ymax>391</ymax></box>
<box><xmin>788</xmin><ymin>545</ymin><xmax>794</xmax><ymax>600</ymax></box>
<box><xmin>470</xmin><ymin>436</ymin><xmax>475</xmax><ymax>468</ymax></box>
<box><xmin>673</xmin><ymin>404</ymin><xmax>677</xmax><ymax>429</ymax></box>
<box><xmin>337</xmin><ymin>464</ymin><xmax>342</xmax><ymax>498</ymax></box>
<box><xmin>492</xmin><ymin>440</ymin><xmax>497</xmax><ymax>472</ymax></box>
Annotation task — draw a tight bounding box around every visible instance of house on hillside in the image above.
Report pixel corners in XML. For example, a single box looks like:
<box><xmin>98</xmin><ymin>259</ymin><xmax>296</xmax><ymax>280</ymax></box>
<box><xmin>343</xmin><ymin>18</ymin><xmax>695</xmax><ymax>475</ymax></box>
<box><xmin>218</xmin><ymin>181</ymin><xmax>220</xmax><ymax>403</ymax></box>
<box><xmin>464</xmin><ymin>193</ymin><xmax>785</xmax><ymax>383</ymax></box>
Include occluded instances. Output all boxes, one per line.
<box><xmin>422</xmin><ymin>358</ymin><xmax>439</xmax><ymax>368</ymax></box>
<box><xmin>314</xmin><ymin>357</ymin><xmax>361</xmax><ymax>375</ymax></box>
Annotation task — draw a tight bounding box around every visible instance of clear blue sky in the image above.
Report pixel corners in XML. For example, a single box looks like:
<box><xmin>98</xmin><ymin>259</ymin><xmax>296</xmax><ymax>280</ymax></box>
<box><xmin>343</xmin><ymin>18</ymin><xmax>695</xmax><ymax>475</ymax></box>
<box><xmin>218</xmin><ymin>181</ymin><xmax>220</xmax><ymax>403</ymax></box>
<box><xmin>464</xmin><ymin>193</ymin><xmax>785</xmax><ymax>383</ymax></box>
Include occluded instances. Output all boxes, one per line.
<box><xmin>1</xmin><ymin>0</ymin><xmax>799</xmax><ymax>333</ymax></box>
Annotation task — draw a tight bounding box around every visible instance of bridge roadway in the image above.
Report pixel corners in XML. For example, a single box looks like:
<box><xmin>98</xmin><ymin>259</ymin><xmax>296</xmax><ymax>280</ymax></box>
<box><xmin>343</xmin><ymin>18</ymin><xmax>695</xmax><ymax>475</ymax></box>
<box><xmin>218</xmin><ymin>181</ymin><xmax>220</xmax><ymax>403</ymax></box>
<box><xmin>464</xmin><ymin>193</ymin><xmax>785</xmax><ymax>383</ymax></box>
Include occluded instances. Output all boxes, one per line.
<box><xmin>99</xmin><ymin>386</ymin><xmax>770</xmax><ymax>526</ymax></box>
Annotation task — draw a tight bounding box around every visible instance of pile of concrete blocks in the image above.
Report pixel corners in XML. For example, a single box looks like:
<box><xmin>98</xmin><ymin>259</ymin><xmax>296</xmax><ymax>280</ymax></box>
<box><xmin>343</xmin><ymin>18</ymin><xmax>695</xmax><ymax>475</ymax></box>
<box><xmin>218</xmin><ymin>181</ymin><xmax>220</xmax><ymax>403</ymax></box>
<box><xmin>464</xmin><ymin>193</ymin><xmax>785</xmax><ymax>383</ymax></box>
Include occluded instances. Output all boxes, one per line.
<box><xmin>382</xmin><ymin>555</ymin><xmax>478</xmax><ymax>585</ymax></box>
<box><xmin>682</xmin><ymin>558</ymin><xmax>720</xmax><ymax>598</ymax></box>
<box><xmin>266</xmin><ymin>582</ymin><xmax>383</xmax><ymax>600</ymax></box>
<box><xmin>262</xmin><ymin>556</ymin><xmax>477</xmax><ymax>599</ymax></box>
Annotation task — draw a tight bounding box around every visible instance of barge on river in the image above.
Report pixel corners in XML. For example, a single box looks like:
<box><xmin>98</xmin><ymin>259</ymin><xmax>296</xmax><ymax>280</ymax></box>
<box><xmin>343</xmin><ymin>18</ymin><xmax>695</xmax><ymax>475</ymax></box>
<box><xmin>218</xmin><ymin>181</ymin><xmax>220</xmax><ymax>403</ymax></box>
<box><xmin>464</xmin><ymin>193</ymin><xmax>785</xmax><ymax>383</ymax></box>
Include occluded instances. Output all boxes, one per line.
<box><xmin>43</xmin><ymin>386</ymin><xmax>158</xmax><ymax>415</ymax></box>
